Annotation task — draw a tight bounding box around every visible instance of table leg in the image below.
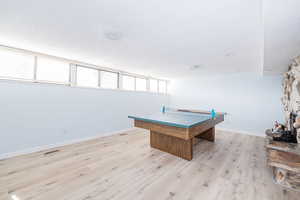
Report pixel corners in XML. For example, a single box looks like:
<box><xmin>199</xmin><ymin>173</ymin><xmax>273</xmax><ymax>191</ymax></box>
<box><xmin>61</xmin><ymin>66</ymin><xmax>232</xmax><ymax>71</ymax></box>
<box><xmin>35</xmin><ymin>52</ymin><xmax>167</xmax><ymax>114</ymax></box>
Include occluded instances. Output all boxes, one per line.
<box><xmin>192</xmin><ymin>137</ymin><xmax>201</xmax><ymax>145</ymax></box>
<box><xmin>196</xmin><ymin>127</ymin><xmax>215</xmax><ymax>142</ymax></box>
<box><xmin>150</xmin><ymin>131</ymin><xmax>193</xmax><ymax>161</ymax></box>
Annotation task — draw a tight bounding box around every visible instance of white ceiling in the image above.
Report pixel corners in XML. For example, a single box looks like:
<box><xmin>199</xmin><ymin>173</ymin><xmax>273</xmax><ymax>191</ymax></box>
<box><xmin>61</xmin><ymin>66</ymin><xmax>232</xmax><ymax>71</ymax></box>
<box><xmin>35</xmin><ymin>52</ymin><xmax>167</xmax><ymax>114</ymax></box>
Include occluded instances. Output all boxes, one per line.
<box><xmin>264</xmin><ymin>0</ymin><xmax>300</xmax><ymax>74</ymax></box>
<box><xmin>0</xmin><ymin>0</ymin><xmax>298</xmax><ymax>79</ymax></box>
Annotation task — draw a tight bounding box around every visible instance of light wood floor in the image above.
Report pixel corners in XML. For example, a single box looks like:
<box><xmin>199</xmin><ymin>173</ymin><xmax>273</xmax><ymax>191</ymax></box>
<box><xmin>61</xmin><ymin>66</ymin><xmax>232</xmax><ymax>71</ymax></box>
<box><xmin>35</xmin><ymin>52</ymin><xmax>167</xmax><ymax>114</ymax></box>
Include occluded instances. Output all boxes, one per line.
<box><xmin>0</xmin><ymin>129</ymin><xmax>299</xmax><ymax>200</ymax></box>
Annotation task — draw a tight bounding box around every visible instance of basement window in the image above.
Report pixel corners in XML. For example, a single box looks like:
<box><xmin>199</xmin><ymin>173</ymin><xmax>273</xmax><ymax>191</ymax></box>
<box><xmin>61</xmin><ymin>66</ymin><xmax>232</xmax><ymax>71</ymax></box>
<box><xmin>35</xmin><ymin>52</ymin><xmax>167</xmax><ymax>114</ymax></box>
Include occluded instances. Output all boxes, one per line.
<box><xmin>0</xmin><ymin>49</ymin><xmax>34</xmax><ymax>80</ymax></box>
<box><xmin>76</xmin><ymin>66</ymin><xmax>99</xmax><ymax>88</ymax></box>
<box><xmin>100</xmin><ymin>71</ymin><xmax>118</xmax><ymax>89</ymax></box>
<box><xmin>36</xmin><ymin>57</ymin><xmax>70</xmax><ymax>83</ymax></box>
<box><xmin>159</xmin><ymin>80</ymin><xmax>167</xmax><ymax>93</ymax></box>
<box><xmin>0</xmin><ymin>46</ymin><xmax>169</xmax><ymax>94</ymax></box>
<box><xmin>136</xmin><ymin>77</ymin><xmax>147</xmax><ymax>91</ymax></box>
<box><xmin>149</xmin><ymin>79</ymin><xmax>158</xmax><ymax>93</ymax></box>
<box><xmin>122</xmin><ymin>75</ymin><xmax>135</xmax><ymax>90</ymax></box>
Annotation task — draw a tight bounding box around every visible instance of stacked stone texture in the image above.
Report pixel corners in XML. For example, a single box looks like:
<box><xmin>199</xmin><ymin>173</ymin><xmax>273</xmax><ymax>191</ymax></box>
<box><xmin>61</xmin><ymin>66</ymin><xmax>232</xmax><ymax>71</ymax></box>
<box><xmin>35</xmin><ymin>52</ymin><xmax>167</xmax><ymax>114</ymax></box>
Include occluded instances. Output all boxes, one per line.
<box><xmin>282</xmin><ymin>56</ymin><xmax>300</xmax><ymax>143</ymax></box>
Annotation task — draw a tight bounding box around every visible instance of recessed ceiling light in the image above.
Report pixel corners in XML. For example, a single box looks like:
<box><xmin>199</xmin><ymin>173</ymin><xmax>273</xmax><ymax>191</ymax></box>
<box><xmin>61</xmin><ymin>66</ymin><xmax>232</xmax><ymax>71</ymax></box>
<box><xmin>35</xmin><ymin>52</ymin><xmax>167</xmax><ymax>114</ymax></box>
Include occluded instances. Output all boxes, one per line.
<box><xmin>104</xmin><ymin>31</ymin><xmax>123</xmax><ymax>41</ymax></box>
<box><xmin>189</xmin><ymin>65</ymin><xmax>202</xmax><ymax>70</ymax></box>
<box><xmin>225</xmin><ymin>52</ymin><xmax>235</xmax><ymax>57</ymax></box>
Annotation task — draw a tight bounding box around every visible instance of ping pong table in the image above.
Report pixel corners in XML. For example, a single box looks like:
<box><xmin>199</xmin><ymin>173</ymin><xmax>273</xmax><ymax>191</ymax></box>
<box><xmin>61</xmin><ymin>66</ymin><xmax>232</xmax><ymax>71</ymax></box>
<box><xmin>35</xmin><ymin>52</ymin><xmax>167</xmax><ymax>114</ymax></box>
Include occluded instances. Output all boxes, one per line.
<box><xmin>128</xmin><ymin>109</ymin><xmax>224</xmax><ymax>160</ymax></box>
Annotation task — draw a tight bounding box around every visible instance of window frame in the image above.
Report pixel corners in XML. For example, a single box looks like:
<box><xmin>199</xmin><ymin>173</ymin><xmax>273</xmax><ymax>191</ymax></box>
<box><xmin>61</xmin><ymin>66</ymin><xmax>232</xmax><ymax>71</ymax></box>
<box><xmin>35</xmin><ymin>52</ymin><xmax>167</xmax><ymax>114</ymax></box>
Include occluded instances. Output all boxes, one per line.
<box><xmin>99</xmin><ymin>70</ymin><xmax>119</xmax><ymax>89</ymax></box>
<box><xmin>0</xmin><ymin>48</ymin><xmax>36</xmax><ymax>81</ymax></box>
<box><xmin>158</xmin><ymin>80</ymin><xmax>167</xmax><ymax>94</ymax></box>
<box><xmin>149</xmin><ymin>78</ymin><xmax>159</xmax><ymax>93</ymax></box>
<box><xmin>35</xmin><ymin>56</ymin><xmax>72</xmax><ymax>85</ymax></box>
<box><xmin>75</xmin><ymin>65</ymin><xmax>100</xmax><ymax>88</ymax></box>
<box><xmin>0</xmin><ymin>45</ymin><xmax>169</xmax><ymax>94</ymax></box>
<box><xmin>135</xmin><ymin>77</ymin><xmax>147</xmax><ymax>91</ymax></box>
<box><xmin>121</xmin><ymin>74</ymin><xmax>136</xmax><ymax>91</ymax></box>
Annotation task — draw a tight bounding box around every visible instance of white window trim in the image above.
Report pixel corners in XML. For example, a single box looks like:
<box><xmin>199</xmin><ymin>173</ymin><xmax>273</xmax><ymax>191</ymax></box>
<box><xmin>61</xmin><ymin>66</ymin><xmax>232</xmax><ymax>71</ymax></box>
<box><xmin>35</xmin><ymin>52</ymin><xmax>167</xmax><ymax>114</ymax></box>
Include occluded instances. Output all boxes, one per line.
<box><xmin>120</xmin><ymin>74</ymin><xmax>136</xmax><ymax>91</ymax></box>
<box><xmin>134</xmin><ymin>76</ymin><xmax>137</xmax><ymax>91</ymax></box>
<box><xmin>0</xmin><ymin>76</ymin><xmax>34</xmax><ymax>82</ymax></box>
<box><xmin>98</xmin><ymin>70</ymin><xmax>119</xmax><ymax>89</ymax></box>
<box><xmin>118</xmin><ymin>73</ymin><xmax>122</xmax><ymax>89</ymax></box>
<box><xmin>34</xmin><ymin>56</ymin><xmax>72</xmax><ymax>85</ymax></box>
<box><xmin>33</xmin><ymin>55</ymin><xmax>38</xmax><ymax>81</ymax></box>
<box><xmin>0</xmin><ymin>44</ymin><xmax>169</xmax><ymax>94</ymax></box>
<box><xmin>76</xmin><ymin>64</ymin><xmax>100</xmax><ymax>88</ymax></box>
<box><xmin>70</xmin><ymin>64</ymin><xmax>77</xmax><ymax>86</ymax></box>
<box><xmin>135</xmin><ymin>77</ymin><xmax>147</xmax><ymax>92</ymax></box>
<box><xmin>98</xmin><ymin>70</ymin><xmax>101</xmax><ymax>88</ymax></box>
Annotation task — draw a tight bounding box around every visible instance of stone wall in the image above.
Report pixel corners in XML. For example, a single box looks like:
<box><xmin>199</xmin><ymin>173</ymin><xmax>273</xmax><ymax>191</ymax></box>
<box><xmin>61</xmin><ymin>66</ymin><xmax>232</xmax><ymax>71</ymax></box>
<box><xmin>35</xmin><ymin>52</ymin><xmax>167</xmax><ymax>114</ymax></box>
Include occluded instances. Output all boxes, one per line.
<box><xmin>282</xmin><ymin>55</ymin><xmax>300</xmax><ymax>143</ymax></box>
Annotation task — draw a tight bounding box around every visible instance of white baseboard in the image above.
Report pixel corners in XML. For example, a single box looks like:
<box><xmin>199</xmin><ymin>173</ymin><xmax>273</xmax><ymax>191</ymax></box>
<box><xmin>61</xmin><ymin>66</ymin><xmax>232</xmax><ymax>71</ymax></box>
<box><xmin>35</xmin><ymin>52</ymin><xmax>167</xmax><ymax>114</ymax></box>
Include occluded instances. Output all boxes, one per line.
<box><xmin>0</xmin><ymin>128</ymin><xmax>135</xmax><ymax>160</ymax></box>
<box><xmin>216</xmin><ymin>127</ymin><xmax>263</xmax><ymax>137</ymax></box>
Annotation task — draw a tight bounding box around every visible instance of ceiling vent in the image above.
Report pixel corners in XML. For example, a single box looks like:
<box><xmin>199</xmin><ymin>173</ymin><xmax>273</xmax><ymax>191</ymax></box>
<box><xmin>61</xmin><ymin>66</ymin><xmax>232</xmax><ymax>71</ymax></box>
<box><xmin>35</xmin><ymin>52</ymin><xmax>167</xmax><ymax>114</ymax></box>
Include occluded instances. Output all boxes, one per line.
<box><xmin>104</xmin><ymin>32</ymin><xmax>123</xmax><ymax>41</ymax></box>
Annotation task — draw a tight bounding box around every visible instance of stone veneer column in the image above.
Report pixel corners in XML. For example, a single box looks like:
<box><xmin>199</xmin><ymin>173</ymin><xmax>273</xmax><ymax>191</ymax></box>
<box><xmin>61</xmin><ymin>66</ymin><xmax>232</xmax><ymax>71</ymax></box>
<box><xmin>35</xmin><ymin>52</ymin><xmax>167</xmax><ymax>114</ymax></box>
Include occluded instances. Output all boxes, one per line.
<box><xmin>282</xmin><ymin>55</ymin><xmax>300</xmax><ymax>143</ymax></box>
